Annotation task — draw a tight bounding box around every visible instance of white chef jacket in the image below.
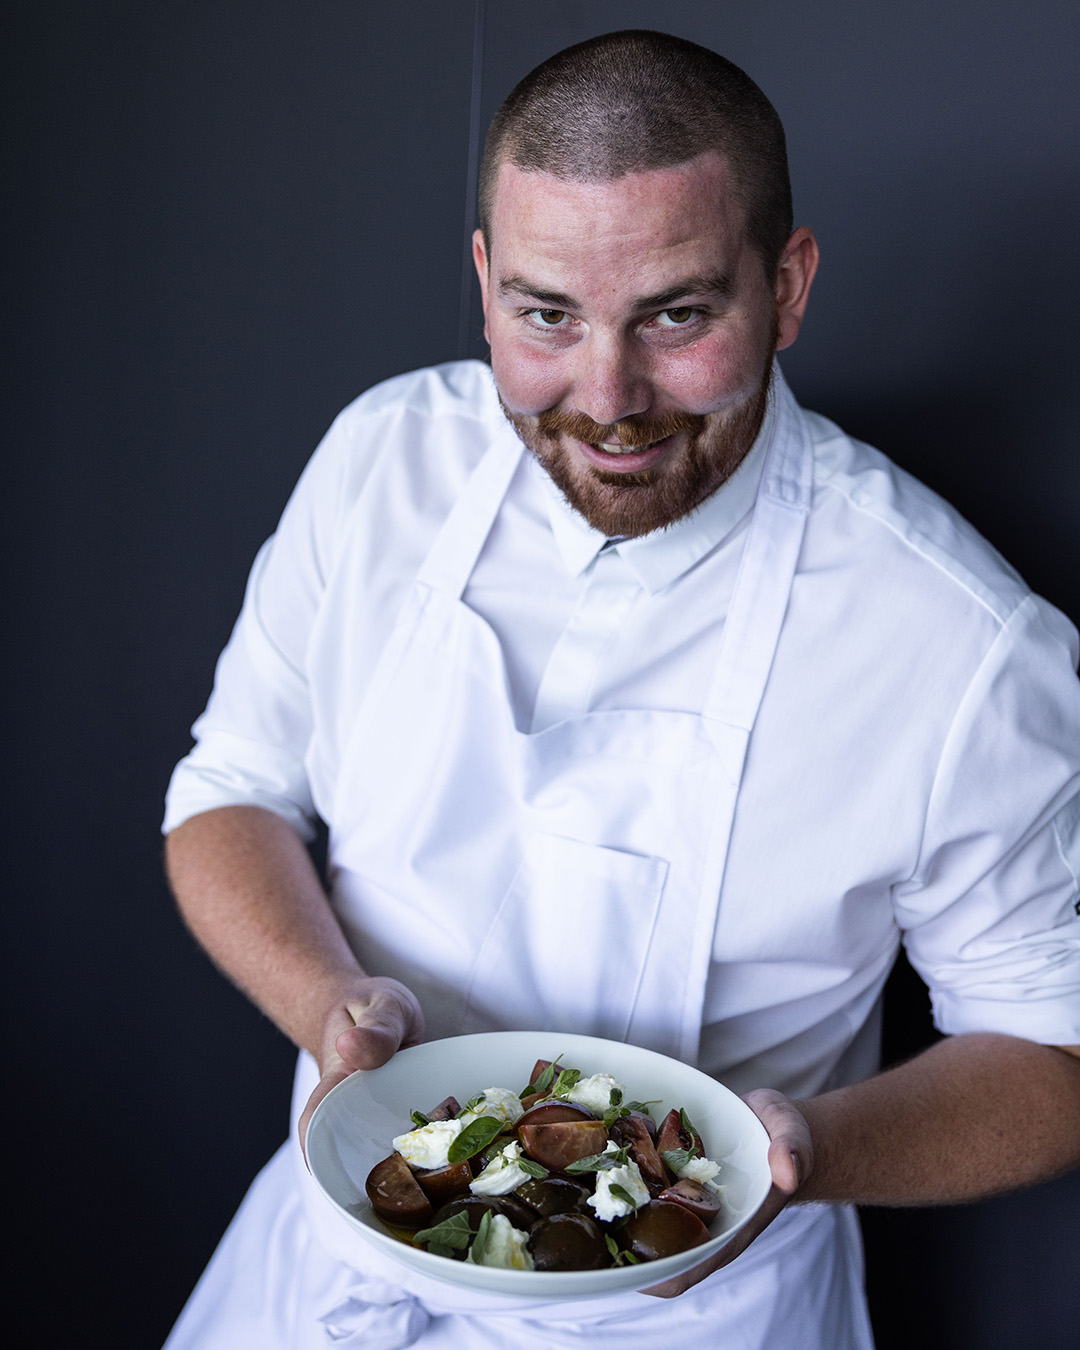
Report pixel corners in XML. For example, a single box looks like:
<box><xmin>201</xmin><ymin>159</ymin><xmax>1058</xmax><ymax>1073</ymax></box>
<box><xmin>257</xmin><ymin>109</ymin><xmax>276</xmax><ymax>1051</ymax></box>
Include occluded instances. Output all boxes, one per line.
<box><xmin>163</xmin><ymin>359</ymin><xmax>1080</xmax><ymax>1348</ymax></box>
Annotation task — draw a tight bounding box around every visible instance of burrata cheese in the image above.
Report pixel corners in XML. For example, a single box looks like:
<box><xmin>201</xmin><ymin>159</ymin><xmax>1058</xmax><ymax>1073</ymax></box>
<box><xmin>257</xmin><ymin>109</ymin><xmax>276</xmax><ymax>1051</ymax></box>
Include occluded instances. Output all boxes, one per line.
<box><xmin>567</xmin><ymin>1073</ymin><xmax>626</xmax><ymax>1116</ymax></box>
<box><xmin>392</xmin><ymin>1118</ymin><xmax>463</xmax><ymax>1170</ymax></box>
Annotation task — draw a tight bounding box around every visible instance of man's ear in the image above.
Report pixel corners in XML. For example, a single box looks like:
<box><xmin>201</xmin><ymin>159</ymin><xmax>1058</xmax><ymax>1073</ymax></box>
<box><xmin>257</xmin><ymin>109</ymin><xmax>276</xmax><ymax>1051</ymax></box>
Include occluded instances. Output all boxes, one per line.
<box><xmin>774</xmin><ymin>227</ymin><xmax>819</xmax><ymax>351</ymax></box>
<box><xmin>472</xmin><ymin>229</ymin><xmax>491</xmax><ymax>343</ymax></box>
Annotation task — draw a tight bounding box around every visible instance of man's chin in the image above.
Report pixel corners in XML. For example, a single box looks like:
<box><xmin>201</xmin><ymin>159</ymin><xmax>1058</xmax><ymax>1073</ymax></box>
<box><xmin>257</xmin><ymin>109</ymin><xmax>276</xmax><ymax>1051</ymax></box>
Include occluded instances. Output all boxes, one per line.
<box><xmin>535</xmin><ymin>443</ymin><xmax>710</xmax><ymax>538</ymax></box>
<box><xmin>498</xmin><ymin>385</ymin><xmax>769</xmax><ymax>537</ymax></box>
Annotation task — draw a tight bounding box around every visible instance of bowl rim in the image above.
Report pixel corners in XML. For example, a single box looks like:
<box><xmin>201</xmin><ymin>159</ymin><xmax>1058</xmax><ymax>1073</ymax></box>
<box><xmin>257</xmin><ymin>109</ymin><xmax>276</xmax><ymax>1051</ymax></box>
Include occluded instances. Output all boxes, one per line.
<box><xmin>306</xmin><ymin>1029</ymin><xmax>773</xmax><ymax>1298</ymax></box>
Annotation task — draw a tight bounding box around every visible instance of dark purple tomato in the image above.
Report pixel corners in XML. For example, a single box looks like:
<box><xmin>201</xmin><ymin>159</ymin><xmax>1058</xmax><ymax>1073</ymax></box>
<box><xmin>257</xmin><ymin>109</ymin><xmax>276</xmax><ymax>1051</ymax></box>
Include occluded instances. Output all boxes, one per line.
<box><xmin>528</xmin><ymin>1212</ymin><xmax>610</xmax><ymax>1271</ymax></box>
<box><xmin>655</xmin><ymin>1108</ymin><xmax>704</xmax><ymax>1160</ymax></box>
<box><xmin>656</xmin><ymin>1178</ymin><xmax>722</xmax><ymax>1224</ymax></box>
<box><xmin>622</xmin><ymin>1200</ymin><xmax>712</xmax><ymax>1261</ymax></box>
<box><xmin>610</xmin><ymin>1114</ymin><xmax>669</xmax><ymax>1191</ymax></box>
<box><xmin>412</xmin><ymin>1158</ymin><xmax>474</xmax><ymax>1206</ymax></box>
<box><xmin>365</xmin><ymin>1154</ymin><xmax>435</xmax><ymax>1228</ymax></box>
<box><xmin>519</xmin><ymin>1119</ymin><xmax>610</xmax><ymax>1171</ymax></box>
<box><xmin>515</xmin><ymin>1175</ymin><xmax>591</xmax><ymax>1217</ymax></box>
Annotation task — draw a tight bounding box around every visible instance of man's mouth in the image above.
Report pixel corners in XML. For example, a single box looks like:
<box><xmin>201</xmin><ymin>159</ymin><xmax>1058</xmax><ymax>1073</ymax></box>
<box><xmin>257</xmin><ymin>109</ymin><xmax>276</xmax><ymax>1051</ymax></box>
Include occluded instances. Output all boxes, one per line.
<box><xmin>596</xmin><ymin>439</ymin><xmax>662</xmax><ymax>454</ymax></box>
<box><xmin>575</xmin><ymin>433</ymin><xmax>677</xmax><ymax>474</ymax></box>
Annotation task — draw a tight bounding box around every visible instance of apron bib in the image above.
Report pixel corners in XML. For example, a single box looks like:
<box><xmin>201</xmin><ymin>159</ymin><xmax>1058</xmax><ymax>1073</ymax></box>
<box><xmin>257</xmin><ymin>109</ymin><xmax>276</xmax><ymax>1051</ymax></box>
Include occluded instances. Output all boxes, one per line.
<box><xmin>325</xmin><ymin>384</ymin><xmax>812</xmax><ymax>1066</ymax></box>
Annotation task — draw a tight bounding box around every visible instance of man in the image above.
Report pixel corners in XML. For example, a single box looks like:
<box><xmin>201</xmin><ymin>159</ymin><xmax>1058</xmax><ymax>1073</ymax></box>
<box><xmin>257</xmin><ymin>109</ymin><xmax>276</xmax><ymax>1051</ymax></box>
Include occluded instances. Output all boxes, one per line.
<box><xmin>163</xmin><ymin>30</ymin><xmax>1080</xmax><ymax>1349</ymax></box>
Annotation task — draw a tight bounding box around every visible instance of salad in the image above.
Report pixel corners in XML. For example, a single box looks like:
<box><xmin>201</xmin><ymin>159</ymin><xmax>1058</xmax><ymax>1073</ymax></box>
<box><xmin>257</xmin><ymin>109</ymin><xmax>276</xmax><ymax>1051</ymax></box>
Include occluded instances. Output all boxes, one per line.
<box><xmin>364</xmin><ymin>1055</ymin><xmax>727</xmax><ymax>1271</ymax></box>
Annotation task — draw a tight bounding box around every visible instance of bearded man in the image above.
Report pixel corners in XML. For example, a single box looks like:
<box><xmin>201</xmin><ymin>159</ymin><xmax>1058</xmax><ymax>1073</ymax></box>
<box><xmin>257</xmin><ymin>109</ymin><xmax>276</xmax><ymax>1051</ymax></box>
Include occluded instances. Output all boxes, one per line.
<box><xmin>162</xmin><ymin>30</ymin><xmax>1080</xmax><ymax>1350</ymax></box>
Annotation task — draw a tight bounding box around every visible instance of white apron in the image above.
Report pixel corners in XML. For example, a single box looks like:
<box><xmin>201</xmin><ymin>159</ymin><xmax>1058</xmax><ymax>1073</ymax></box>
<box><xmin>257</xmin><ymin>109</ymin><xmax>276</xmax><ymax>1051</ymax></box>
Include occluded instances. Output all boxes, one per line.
<box><xmin>166</xmin><ymin>391</ymin><xmax>874</xmax><ymax>1348</ymax></box>
<box><xmin>324</xmin><ymin>386</ymin><xmax>811</xmax><ymax>1066</ymax></box>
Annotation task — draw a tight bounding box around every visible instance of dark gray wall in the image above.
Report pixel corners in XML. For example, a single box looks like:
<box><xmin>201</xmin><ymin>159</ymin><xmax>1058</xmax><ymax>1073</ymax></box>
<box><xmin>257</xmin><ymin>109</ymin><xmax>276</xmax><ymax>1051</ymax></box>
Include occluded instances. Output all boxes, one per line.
<box><xmin>5</xmin><ymin>3</ymin><xmax>1078</xmax><ymax>1345</ymax></box>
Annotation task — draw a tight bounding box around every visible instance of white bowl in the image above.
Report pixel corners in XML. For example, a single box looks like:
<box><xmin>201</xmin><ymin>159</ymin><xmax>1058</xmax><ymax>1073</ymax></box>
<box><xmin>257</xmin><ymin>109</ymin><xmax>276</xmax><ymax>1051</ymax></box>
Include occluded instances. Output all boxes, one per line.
<box><xmin>306</xmin><ymin>1030</ymin><xmax>772</xmax><ymax>1299</ymax></box>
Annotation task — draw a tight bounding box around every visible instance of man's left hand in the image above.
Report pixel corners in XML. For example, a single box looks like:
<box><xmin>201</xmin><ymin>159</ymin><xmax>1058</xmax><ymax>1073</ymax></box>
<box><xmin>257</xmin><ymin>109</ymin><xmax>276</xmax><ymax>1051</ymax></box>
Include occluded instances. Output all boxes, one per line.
<box><xmin>643</xmin><ymin>1088</ymin><xmax>812</xmax><ymax>1298</ymax></box>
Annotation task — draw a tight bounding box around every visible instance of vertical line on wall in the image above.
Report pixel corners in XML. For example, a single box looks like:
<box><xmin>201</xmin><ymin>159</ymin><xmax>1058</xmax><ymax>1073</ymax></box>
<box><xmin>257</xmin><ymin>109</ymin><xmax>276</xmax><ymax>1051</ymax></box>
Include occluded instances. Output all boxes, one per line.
<box><xmin>457</xmin><ymin>0</ymin><xmax>487</xmax><ymax>359</ymax></box>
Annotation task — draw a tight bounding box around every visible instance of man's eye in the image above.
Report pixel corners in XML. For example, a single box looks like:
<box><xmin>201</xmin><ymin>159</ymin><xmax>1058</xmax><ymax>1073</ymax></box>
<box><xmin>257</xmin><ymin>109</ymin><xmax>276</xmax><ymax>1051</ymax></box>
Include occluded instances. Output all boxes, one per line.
<box><xmin>531</xmin><ymin>309</ymin><xmax>567</xmax><ymax>326</ymax></box>
<box><xmin>656</xmin><ymin>307</ymin><xmax>695</xmax><ymax>326</ymax></box>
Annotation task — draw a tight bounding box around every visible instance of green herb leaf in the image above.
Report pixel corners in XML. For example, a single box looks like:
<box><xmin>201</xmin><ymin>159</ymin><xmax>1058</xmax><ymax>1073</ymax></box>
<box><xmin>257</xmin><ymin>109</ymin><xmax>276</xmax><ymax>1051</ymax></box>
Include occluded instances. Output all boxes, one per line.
<box><xmin>447</xmin><ymin>1114</ymin><xmax>504</xmax><ymax>1165</ymax></box>
<box><xmin>679</xmin><ymin>1107</ymin><xmax>699</xmax><ymax>1139</ymax></box>
<box><xmin>465</xmin><ymin>1209</ymin><xmax>495</xmax><ymax>1265</ymax></box>
<box><xmin>602</xmin><ymin>1097</ymin><xmax>661</xmax><ymax>1128</ymax></box>
<box><xmin>516</xmin><ymin>1157</ymin><xmax>550</xmax><ymax>1179</ymax></box>
<box><xmin>521</xmin><ymin>1056</ymin><xmax>563</xmax><ymax>1098</ymax></box>
<box><xmin>414</xmin><ymin>1210</ymin><xmax>473</xmax><ymax>1251</ymax></box>
<box><xmin>608</xmin><ymin>1183</ymin><xmax>637</xmax><ymax>1207</ymax></box>
<box><xmin>604</xmin><ymin>1233</ymin><xmax>640</xmax><ymax>1266</ymax></box>
<box><xmin>661</xmin><ymin>1147</ymin><xmax>697</xmax><ymax>1173</ymax></box>
<box><xmin>410</xmin><ymin>1110</ymin><xmax>431</xmax><ymax>1128</ymax></box>
<box><xmin>565</xmin><ymin>1151</ymin><xmax>608</xmax><ymax>1174</ymax></box>
<box><xmin>565</xmin><ymin>1146</ymin><xmax>628</xmax><ymax>1174</ymax></box>
<box><xmin>461</xmin><ymin>1094</ymin><xmax>486</xmax><ymax>1115</ymax></box>
<box><xmin>551</xmin><ymin>1067</ymin><xmax>582</xmax><ymax>1098</ymax></box>
<box><xmin>608</xmin><ymin>1087</ymin><xmax>623</xmax><ymax>1108</ymax></box>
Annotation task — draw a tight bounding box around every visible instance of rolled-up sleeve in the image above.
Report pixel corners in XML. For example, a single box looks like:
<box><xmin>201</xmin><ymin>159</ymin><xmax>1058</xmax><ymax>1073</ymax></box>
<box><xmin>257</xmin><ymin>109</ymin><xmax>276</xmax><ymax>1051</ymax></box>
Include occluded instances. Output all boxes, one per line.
<box><xmin>895</xmin><ymin>593</ymin><xmax>1080</xmax><ymax>1045</ymax></box>
<box><xmin>163</xmin><ymin>413</ymin><xmax>352</xmax><ymax>841</ymax></box>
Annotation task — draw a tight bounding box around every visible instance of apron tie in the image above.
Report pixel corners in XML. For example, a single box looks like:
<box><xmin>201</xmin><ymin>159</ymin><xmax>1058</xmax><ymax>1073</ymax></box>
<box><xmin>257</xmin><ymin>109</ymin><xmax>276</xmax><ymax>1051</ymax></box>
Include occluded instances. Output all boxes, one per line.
<box><xmin>318</xmin><ymin>1277</ymin><xmax>431</xmax><ymax>1348</ymax></box>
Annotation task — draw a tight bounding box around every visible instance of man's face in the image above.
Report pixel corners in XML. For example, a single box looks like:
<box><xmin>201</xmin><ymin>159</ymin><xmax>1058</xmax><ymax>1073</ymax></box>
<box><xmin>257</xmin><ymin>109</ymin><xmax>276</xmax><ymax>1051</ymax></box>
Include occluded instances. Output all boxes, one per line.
<box><xmin>474</xmin><ymin>153</ymin><xmax>817</xmax><ymax>537</ymax></box>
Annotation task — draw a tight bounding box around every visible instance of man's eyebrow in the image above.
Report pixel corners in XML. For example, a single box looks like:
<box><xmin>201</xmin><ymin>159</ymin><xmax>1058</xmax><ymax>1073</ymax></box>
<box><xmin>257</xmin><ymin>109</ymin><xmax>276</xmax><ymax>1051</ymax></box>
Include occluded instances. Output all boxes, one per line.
<box><xmin>497</xmin><ymin>275</ymin><xmax>579</xmax><ymax>309</ymax></box>
<box><xmin>634</xmin><ymin>273</ymin><xmax>736</xmax><ymax>308</ymax></box>
<box><xmin>495</xmin><ymin>271</ymin><xmax>736</xmax><ymax>311</ymax></box>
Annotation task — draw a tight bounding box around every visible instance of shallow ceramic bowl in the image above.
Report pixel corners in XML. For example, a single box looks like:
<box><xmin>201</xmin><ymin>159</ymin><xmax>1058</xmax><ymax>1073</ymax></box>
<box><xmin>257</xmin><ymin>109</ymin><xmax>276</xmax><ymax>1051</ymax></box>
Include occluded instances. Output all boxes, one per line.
<box><xmin>306</xmin><ymin>1030</ymin><xmax>771</xmax><ymax>1299</ymax></box>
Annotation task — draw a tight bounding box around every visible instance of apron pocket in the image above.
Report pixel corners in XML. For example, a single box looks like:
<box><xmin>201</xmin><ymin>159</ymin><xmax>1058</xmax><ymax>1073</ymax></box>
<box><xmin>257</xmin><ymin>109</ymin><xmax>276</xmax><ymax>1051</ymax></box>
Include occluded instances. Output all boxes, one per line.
<box><xmin>459</xmin><ymin>833</ymin><xmax>669</xmax><ymax>1042</ymax></box>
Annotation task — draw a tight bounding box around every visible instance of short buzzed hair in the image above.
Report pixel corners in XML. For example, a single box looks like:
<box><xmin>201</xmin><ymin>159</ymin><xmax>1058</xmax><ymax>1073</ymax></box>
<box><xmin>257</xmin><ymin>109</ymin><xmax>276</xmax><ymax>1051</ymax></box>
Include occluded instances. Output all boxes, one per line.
<box><xmin>479</xmin><ymin>30</ymin><xmax>793</xmax><ymax>279</ymax></box>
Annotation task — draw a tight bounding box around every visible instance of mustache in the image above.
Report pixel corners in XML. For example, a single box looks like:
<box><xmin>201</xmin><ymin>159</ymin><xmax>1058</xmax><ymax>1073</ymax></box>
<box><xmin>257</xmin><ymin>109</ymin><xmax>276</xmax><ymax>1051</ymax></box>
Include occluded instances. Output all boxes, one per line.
<box><xmin>535</xmin><ymin>407</ymin><xmax>705</xmax><ymax>448</ymax></box>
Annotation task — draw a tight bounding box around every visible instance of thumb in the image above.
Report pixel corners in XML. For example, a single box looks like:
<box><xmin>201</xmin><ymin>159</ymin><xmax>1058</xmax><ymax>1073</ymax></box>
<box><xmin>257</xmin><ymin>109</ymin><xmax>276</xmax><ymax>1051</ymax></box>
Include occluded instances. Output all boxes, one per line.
<box><xmin>337</xmin><ymin>978</ymin><xmax>425</xmax><ymax>1072</ymax></box>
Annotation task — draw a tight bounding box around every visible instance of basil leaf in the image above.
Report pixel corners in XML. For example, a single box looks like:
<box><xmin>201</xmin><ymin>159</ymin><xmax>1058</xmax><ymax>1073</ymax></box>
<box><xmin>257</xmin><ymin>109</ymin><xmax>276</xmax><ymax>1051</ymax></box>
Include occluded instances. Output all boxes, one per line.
<box><xmin>565</xmin><ymin>1146</ymin><xmax>628</xmax><ymax>1174</ymax></box>
<box><xmin>516</xmin><ymin>1157</ymin><xmax>549</xmax><ymax>1179</ymax></box>
<box><xmin>551</xmin><ymin>1067</ymin><xmax>581</xmax><ymax>1098</ymax></box>
<box><xmin>603</xmin><ymin>1097</ymin><xmax>664</xmax><ymax>1127</ymax></box>
<box><xmin>414</xmin><ymin>1210</ymin><xmax>473</xmax><ymax>1251</ymax></box>
<box><xmin>465</xmin><ymin>1209</ymin><xmax>495</xmax><ymax>1265</ymax></box>
<box><xmin>604</xmin><ymin>1233</ymin><xmax>640</xmax><ymax>1266</ymax></box>
<box><xmin>410</xmin><ymin>1110</ymin><xmax>431</xmax><ymax>1128</ymax></box>
<box><xmin>447</xmin><ymin>1114</ymin><xmax>504</xmax><ymax>1164</ymax></box>
<box><xmin>679</xmin><ymin>1107</ymin><xmax>699</xmax><ymax>1139</ymax></box>
<box><xmin>661</xmin><ymin>1147</ymin><xmax>697</xmax><ymax>1173</ymax></box>
<box><xmin>565</xmin><ymin>1151</ymin><xmax>609</xmax><ymax>1174</ymax></box>
<box><xmin>608</xmin><ymin>1087</ymin><xmax>623</xmax><ymax>1108</ymax></box>
<box><xmin>521</xmin><ymin>1056</ymin><xmax>564</xmax><ymax>1098</ymax></box>
<box><xmin>461</xmin><ymin>1095</ymin><xmax>486</xmax><ymax>1115</ymax></box>
<box><xmin>608</xmin><ymin>1183</ymin><xmax>636</xmax><ymax>1207</ymax></box>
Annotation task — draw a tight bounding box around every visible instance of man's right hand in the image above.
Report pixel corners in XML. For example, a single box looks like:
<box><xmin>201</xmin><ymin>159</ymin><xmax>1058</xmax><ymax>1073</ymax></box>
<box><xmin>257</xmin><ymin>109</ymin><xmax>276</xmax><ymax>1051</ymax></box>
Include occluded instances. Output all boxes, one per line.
<box><xmin>299</xmin><ymin>975</ymin><xmax>425</xmax><ymax>1156</ymax></box>
<box><xmin>164</xmin><ymin>807</ymin><xmax>426</xmax><ymax>1158</ymax></box>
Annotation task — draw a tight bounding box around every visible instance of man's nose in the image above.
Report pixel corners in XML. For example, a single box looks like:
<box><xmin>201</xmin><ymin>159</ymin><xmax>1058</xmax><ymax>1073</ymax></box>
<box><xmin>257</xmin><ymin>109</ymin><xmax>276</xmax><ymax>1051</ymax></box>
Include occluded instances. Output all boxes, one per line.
<box><xmin>570</xmin><ymin>333</ymin><xmax>651</xmax><ymax>427</ymax></box>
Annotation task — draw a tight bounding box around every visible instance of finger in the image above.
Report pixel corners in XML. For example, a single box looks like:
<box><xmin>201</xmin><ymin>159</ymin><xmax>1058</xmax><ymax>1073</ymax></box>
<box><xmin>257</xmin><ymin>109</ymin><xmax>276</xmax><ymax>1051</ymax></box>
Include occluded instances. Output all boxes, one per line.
<box><xmin>743</xmin><ymin>1088</ymin><xmax>813</xmax><ymax>1194</ymax></box>
<box><xmin>298</xmin><ymin>1066</ymin><xmax>352</xmax><ymax>1160</ymax></box>
<box><xmin>768</xmin><ymin>1143</ymin><xmax>802</xmax><ymax>1194</ymax></box>
<box><xmin>335</xmin><ymin>1019</ymin><xmax>405</xmax><ymax>1071</ymax></box>
<box><xmin>336</xmin><ymin>979</ymin><xmax>426</xmax><ymax>1071</ymax></box>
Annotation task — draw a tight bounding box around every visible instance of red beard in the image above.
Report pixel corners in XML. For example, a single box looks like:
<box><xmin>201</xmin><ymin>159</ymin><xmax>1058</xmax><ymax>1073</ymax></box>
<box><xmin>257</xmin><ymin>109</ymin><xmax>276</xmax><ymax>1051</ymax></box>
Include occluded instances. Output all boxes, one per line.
<box><xmin>499</xmin><ymin>363</ymin><xmax>772</xmax><ymax>538</ymax></box>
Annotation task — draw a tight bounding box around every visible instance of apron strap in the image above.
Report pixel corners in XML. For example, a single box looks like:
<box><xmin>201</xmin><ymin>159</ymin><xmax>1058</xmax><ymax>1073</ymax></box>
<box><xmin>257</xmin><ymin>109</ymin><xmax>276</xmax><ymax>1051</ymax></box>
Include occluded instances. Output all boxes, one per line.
<box><xmin>671</xmin><ymin>373</ymin><xmax>814</xmax><ymax>1064</ymax></box>
<box><xmin>703</xmin><ymin>372</ymin><xmax>813</xmax><ymax>734</ymax></box>
<box><xmin>415</xmin><ymin>427</ymin><xmax>524</xmax><ymax>600</ymax></box>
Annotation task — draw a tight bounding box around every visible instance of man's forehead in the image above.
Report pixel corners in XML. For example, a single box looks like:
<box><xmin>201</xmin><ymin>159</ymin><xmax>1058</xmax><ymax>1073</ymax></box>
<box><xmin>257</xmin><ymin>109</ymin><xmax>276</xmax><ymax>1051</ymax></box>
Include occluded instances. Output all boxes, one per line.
<box><xmin>484</xmin><ymin>153</ymin><xmax>749</xmax><ymax>275</ymax></box>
